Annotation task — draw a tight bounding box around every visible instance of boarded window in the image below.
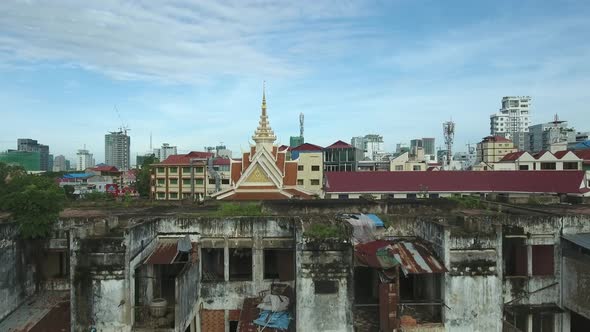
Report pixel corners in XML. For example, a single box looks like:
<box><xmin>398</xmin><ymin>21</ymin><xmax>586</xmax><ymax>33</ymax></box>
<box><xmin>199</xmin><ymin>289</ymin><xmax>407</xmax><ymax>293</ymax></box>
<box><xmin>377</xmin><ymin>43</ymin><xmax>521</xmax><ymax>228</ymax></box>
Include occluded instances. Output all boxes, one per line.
<box><xmin>202</xmin><ymin>248</ymin><xmax>224</xmax><ymax>281</ymax></box>
<box><xmin>532</xmin><ymin>245</ymin><xmax>554</xmax><ymax>276</ymax></box>
<box><xmin>229</xmin><ymin>248</ymin><xmax>252</xmax><ymax>281</ymax></box>
<box><xmin>264</xmin><ymin>249</ymin><xmax>294</xmax><ymax>281</ymax></box>
<box><xmin>314</xmin><ymin>280</ymin><xmax>338</xmax><ymax>294</ymax></box>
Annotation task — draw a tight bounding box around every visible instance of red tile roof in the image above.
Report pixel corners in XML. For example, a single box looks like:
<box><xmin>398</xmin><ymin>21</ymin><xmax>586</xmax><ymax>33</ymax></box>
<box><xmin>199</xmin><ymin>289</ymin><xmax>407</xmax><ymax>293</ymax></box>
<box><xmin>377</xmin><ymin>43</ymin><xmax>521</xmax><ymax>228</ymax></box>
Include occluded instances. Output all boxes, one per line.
<box><xmin>573</xmin><ymin>150</ymin><xmax>590</xmax><ymax>160</ymax></box>
<box><xmin>533</xmin><ymin>150</ymin><xmax>552</xmax><ymax>159</ymax></box>
<box><xmin>482</xmin><ymin>135</ymin><xmax>512</xmax><ymax>143</ymax></box>
<box><xmin>278</xmin><ymin>145</ymin><xmax>290</xmax><ymax>151</ymax></box>
<box><xmin>92</xmin><ymin>165</ymin><xmax>120</xmax><ymax>172</ymax></box>
<box><xmin>213</xmin><ymin>158</ymin><xmax>231</xmax><ymax>165</ymax></box>
<box><xmin>325</xmin><ymin>171</ymin><xmax>587</xmax><ymax>194</ymax></box>
<box><xmin>325</xmin><ymin>140</ymin><xmax>353</xmax><ymax>149</ymax></box>
<box><xmin>500</xmin><ymin>151</ymin><xmax>526</xmax><ymax>161</ymax></box>
<box><xmin>156</xmin><ymin>151</ymin><xmax>213</xmax><ymax>165</ymax></box>
<box><xmin>291</xmin><ymin>143</ymin><xmax>324</xmax><ymax>152</ymax></box>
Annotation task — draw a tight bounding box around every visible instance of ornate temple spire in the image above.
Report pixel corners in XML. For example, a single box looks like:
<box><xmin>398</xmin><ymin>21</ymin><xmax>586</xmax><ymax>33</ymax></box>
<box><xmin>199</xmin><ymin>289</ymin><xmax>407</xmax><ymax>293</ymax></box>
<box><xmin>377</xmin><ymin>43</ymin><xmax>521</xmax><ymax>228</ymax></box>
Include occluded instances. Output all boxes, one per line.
<box><xmin>253</xmin><ymin>81</ymin><xmax>276</xmax><ymax>145</ymax></box>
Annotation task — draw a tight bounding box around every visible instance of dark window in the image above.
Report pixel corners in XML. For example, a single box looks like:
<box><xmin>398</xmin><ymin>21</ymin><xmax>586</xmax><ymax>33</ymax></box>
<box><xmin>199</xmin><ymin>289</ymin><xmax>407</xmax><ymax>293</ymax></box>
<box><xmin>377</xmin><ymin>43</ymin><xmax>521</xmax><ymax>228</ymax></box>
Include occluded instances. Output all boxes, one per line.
<box><xmin>519</xmin><ymin>165</ymin><xmax>529</xmax><ymax>170</ymax></box>
<box><xmin>540</xmin><ymin>162</ymin><xmax>556</xmax><ymax>170</ymax></box>
<box><xmin>532</xmin><ymin>312</ymin><xmax>554</xmax><ymax>332</ymax></box>
<box><xmin>229</xmin><ymin>248</ymin><xmax>252</xmax><ymax>281</ymax></box>
<box><xmin>182</xmin><ymin>167</ymin><xmax>190</xmax><ymax>173</ymax></box>
<box><xmin>314</xmin><ymin>280</ymin><xmax>338</xmax><ymax>294</ymax></box>
<box><xmin>209</xmin><ymin>179</ymin><xmax>216</xmax><ymax>184</ymax></box>
<box><xmin>407</xmin><ymin>193</ymin><xmax>417</xmax><ymax>199</ymax></box>
<box><xmin>338</xmin><ymin>194</ymin><xmax>349</xmax><ymax>199</ymax></box>
<box><xmin>311</xmin><ymin>165</ymin><xmax>320</xmax><ymax>171</ymax></box>
<box><xmin>157</xmin><ymin>179</ymin><xmax>165</xmax><ymax>185</ymax></box>
<box><xmin>170</xmin><ymin>167</ymin><xmax>178</xmax><ymax>173</ymax></box>
<box><xmin>195</xmin><ymin>166</ymin><xmax>204</xmax><ymax>173</ymax></box>
<box><xmin>202</xmin><ymin>248</ymin><xmax>224</xmax><ymax>281</ymax></box>
<box><xmin>229</xmin><ymin>321</ymin><xmax>239</xmax><ymax>332</ymax></box>
<box><xmin>169</xmin><ymin>178</ymin><xmax>178</xmax><ymax>185</ymax></box>
<box><xmin>297</xmin><ymin>165</ymin><xmax>304</xmax><ymax>171</ymax></box>
<box><xmin>263</xmin><ymin>249</ymin><xmax>294</xmax><ymax>281</ymax></box>
<box><xmin>157</xmin><ymin>167</ymin><xmax>165</xmax><ymax>173</ymax></box>
<box><xmin>563</xmin><ymin>162</ymin><xmax>578</xmax><ymax>170</ymax></box>
<box><xmin>297</xmin><ymin>179</ymin><xmax>304</xmax><ymax>185</ymax></box>
<box><xmin>311</xmin><ymin>179</ymin><xmax>320</xmax><ymax>186</ymax></box>
<box><xmin>221</xmin><ymin>179</ymin><xmax>230</xmax><ymax>184</ymax></box>
<box><xmin>532</xmin><ymin>245</ymin><xmax>554</xmax><ymax>276</ymax></box>
<box><xmin>504</xmin><ymin>238</ymin><xmax>527</xmax><ymax>276</ymax></box>
<box><xmin>182</xmin><ymin>179</ymin><xmax>191</xmax><ymax>185</ymax></box>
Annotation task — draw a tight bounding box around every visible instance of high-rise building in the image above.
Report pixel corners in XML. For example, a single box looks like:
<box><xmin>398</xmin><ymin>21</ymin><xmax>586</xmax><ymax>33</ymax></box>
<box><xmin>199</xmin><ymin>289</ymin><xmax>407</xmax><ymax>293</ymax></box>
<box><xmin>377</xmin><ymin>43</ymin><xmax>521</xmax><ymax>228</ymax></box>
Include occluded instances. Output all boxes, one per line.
<box><xmin>47</xmin><ymin>154</ymin><xmax>54</xmax><ymax>172</ymax></box>
<box><xmin>17</xmin><ymin>138</ymin><xmax>50</xmax><ymax>171</ymax></box>
<box><xmin>53</xmin><ymin>155</ymin><xmax>68</xmax><ymax>172</ymax></box>
<box><xmin>153</xmin><ymin>143</ymin><xmax>177</xmax><ymax>162</ymax></box>
<box><xmin>527</xmin><ymin>116</ymin><xmax>576</xmax><ymax>153</ymax></box>
<box><xmin>76</xmin><ymin>149</ymin><xmax>95</xmax><ymax>171</ymax></box>
<box><xmin>490</xmin><ymin>96</ymin><xmax>532</xmax><ymax>150</ymax></box>
<box><xmin>0</xmin><ymin>150</ymin><xmax>41</xmax><ymax>171</ymax></box>
<box><xmin>105</xmin><ymin>130</ymin><xmax>131</xmax><ymax>170</ymax></box>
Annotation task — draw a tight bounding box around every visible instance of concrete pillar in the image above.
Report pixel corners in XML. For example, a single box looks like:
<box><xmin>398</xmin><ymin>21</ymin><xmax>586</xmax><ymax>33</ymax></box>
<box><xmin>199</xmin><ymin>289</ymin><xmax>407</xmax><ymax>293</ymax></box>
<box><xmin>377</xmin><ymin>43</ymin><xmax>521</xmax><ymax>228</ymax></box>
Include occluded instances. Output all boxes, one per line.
<box><xmin>224</xmin><ymin>238</ymin><xmax>229</xmax><ymax>282</ymax></box>
<box><xmin>527</xmin><ymin>314</ymin><xmax>533</xmax><ymax>332</ymax></box>
<box><xmin>527</xmin><ymin>244</ymin><xmax>533</xmax><ymax>277</ymax></box>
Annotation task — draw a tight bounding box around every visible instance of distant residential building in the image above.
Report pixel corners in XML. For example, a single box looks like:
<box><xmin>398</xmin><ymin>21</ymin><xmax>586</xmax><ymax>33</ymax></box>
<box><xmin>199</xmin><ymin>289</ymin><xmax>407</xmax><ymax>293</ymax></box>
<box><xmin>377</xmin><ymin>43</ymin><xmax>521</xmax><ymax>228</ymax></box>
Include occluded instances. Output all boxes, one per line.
<box><xmin>47</xmin><ymin>154</ymin><xmax>53</xmax><ymax>172</ymax></box>
<box><xmin>395</xmin><ymin>143</ymin><xmax>409</xmax><ymax>155</ymax></box>
<box><xmin>76</xmin><ymin>149</ymin><xmax>95</xmax><ymax>171</ymax></box>
<box><xmin>105</xmin><ymin>130</ymin><xmax>131</xmax><ymax>171</ymax></box>
<box><xmin>324</xmin><ymin>140</ymin><xmax>363</xmax><ymax>172</ymax></box>
<box><xmin>422</xmin><ymin>138</ymin><xmax>435</xmax><ymax>155</ymax></box>
<box><xmin>65</xmin><ymin>159</ymin><xmax>71</xmax><ymax>171</ymax></box>
<box><xmin>291</xmin><ymin>143</ymin><xmax>324</xmax><ymax>195</ymax></box>
<box><xmin>490</xmin><ymin>96</ymin><xmax>531</xmax><ymax>150</ymax></box>
<box><xmin>390</xmin><ymin>152</ymin><xmax>427</xmax><ymax>171</ymax></box>
<box><xmin>17</xmin><ymin>138</ymin><xmax>50</xmax><ymax>171</ymax></box>
<box><xmin>351</xmin><ymin>134</ymin><xmax>385</xmax><ymax>160</ymax></box>
<box><xmin>205</xmin><ymin>145</ymin><xmax>232</xmax><ymax>158</ymax></box>
<box><xmin>53</xmin><ymin>155</ymin><xmax>68</xmax><ymax>172</ymax></box>
<box><xmin>152</xmin><ymin>152</ymin><xmax>213</xmax><ymax>200</ymax></box>
<box><xmin>153</xmin><ymin>143</ymin><xmax>177</xmax><ymax>162</ymax></box>
<box><xmin>476</xmin><ymin>136</ymin><xmax>517</xmax><ymax>164</ymax></box>
<box><xmin>289</xmin><ymin>136</ymin><xmax>304</xmax><ymax>148</ymax></box>
<box><xmin>527</xmin><ymin>116</ymin><xmax>576</xmax><ymax>153</ymax></box>
<box><xmin>0</xmin><ymin>150</ymin><xmax>41</xmax><ymax>171</ymax></box>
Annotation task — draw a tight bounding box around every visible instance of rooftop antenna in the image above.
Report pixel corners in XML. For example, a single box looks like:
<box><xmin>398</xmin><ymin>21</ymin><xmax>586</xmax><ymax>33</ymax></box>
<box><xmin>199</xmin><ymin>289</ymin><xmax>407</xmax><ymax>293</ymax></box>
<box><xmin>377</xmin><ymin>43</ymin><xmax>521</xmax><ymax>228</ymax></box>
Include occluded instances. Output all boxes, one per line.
<box><xmin>299</xmin><ymin>113</ymin><xmax>304</xmax><ymax>138</ymax></box>
<box><xmin>443</xmin><ymin>119</ymin><xmax>455</xmax><ymax>167</ymax></box>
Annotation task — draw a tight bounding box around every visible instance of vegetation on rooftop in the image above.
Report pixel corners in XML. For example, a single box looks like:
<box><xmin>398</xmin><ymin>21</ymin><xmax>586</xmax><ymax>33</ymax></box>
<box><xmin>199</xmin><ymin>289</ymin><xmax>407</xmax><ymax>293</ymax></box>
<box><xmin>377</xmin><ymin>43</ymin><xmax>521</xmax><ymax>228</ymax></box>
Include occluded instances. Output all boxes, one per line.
<box><xmin>446</xmin><ymin>196</ymin><xmax>486</xmax><ymax>209</ymax></box>
<box><xmin>212</xmin><ymin>202</ymin><xmax>262</xmax><ymax>216</ymax></box>
<box><xmin>304</xmin><ymin>222</ymin><xmax>347</xmax><ymax>240</ymax></box>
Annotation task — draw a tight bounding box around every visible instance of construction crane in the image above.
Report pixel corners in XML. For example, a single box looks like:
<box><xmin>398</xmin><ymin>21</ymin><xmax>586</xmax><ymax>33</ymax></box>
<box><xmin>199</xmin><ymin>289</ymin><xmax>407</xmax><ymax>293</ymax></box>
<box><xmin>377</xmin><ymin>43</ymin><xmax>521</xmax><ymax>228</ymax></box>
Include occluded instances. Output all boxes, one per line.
<box><xmin>114</xmin><ymin>105</ymin><xmax>131</xmax><ymax>135</ymax></box>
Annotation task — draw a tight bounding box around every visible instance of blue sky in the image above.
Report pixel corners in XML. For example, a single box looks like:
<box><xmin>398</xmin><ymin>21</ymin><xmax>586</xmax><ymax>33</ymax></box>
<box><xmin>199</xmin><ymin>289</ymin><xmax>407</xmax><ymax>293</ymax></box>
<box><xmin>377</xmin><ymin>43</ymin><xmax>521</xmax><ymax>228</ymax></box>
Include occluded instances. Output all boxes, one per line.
<box><xmin>1</xmin><ymin>0</ymin><xmax>589</xmax><ymax>164</ymax></box>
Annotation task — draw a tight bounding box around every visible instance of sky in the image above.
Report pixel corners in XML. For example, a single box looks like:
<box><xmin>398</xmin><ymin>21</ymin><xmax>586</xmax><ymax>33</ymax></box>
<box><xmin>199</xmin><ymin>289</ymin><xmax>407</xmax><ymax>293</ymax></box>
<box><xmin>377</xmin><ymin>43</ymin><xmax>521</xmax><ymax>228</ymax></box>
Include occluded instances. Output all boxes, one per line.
<box><xmin>1</xmin><ymin>0</ymin><xmax>589</xmax><ymax>165</ymax></box>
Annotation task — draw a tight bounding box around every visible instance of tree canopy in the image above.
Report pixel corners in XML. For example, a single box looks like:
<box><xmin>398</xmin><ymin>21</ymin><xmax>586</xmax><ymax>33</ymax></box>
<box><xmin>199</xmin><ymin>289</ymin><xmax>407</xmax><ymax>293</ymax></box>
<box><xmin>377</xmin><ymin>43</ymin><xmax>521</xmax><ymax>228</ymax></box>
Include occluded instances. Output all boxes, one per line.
<box><xmin>135</xmin><ymin>155</ymin><xmax>159</xmax><ymax>197</ymax></box>
<box><xmin>0</xmin><ymin>162</ymin><xmax>65</xmax><ymax>238</ymax></box>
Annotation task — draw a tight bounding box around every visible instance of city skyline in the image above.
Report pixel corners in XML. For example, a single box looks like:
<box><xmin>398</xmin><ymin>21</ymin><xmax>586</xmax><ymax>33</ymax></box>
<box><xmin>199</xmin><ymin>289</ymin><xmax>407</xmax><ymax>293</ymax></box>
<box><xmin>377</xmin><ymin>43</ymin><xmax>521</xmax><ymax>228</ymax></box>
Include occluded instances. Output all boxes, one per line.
<box><xmin>1</xmin><ymin>1</ymin><xmax>590</xmax><ymax>163</ymax></box>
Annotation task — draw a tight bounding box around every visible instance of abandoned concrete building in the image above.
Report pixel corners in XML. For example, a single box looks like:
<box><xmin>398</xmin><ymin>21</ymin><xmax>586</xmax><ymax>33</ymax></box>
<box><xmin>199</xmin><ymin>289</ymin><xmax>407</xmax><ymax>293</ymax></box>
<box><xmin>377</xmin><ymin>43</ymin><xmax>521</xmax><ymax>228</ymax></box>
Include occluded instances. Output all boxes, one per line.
<box><xmin>2</xmin><ymin>200</ymin><xmax>590</xmax><ymax>332</ymax></box>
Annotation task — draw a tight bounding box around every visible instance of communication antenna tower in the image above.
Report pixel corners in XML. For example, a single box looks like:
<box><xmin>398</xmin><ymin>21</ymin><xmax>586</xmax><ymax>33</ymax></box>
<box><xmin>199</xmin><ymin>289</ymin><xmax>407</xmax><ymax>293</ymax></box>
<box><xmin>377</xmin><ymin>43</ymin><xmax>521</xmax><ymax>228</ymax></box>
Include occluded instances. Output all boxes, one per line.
<box><xmin>443</xmin><ymin>120</ymin><xmax>455</xmax><ymax>166</ymax></box>
<box><xmin>299</xmin><ymin>113</ymin><xmax>304</xmax><ymax>138</ymax></box>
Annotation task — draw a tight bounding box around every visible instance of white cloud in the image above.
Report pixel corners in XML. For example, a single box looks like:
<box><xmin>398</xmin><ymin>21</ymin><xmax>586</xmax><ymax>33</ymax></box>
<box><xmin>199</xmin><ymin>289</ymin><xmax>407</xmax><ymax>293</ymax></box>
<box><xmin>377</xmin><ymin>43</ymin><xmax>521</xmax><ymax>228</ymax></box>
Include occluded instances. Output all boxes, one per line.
<box><xmin>0</xmin><ymin>0</ymin><xmax>371</xmax><ymax>84</ymax></box>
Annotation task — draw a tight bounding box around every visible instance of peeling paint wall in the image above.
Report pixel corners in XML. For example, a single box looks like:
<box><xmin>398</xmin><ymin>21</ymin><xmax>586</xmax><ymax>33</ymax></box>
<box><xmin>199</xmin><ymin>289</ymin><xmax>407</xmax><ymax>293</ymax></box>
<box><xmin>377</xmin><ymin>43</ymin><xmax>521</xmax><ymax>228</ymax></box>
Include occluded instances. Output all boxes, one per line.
<box><xmin>563</xmin><ymin>253</ymin><xmax>590</xmax><ymax>319</ymax></box>
<box><xmin>0</xmin><ymin>222</ymin><xmax>34</xmax><ymax>321</ymax></box>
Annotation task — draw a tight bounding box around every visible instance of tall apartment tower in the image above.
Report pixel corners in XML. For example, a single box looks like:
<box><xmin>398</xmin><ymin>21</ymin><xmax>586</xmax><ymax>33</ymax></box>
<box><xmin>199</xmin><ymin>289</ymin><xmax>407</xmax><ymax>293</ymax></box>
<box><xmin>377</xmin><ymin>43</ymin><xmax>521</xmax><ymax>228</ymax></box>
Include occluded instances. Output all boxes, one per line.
<box><xmin>76</xmin><ymin>149</ymin><xmax>95</xmax><ymax>171</ymax></box>
<box><xmin>17</xmin><ymin>138</ymin><xmax>50</xmax><ymax>171</ymax></box>
<box><xmin>490</xmin><ymin>96</ymin><xmax>532</xmax><ymax>150</ymax></box>
<box><xmin>153</xmin><ymin>143</ymin><xmax>177</xmax><ymax>161</ymax></box>
<box><xmin>105</xmin><ymin>131</ymin><xmax>131</xmax><ymax>170</ymax></box>
<box><xmin>53</xmin><ymin>155</ymin><xmax>68</xmax><ymax>172</ymax></box>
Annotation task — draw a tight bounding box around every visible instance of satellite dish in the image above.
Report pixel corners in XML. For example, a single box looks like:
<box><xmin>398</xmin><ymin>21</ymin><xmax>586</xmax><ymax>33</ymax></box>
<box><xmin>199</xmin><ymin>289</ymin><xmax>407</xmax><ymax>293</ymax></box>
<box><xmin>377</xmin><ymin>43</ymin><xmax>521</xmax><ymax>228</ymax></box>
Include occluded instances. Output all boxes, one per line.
<box><xmin>177</xmin><ymin>235</ymin><xmax>192</xmax><ymax>252</ymax></box>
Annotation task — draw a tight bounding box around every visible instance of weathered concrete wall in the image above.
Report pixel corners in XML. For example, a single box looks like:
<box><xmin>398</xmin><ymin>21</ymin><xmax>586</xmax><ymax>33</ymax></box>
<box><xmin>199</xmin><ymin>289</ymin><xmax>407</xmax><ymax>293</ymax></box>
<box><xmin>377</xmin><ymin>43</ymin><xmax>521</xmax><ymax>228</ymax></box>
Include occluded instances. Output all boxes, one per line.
<box><xmin>445</xmin><ymin>276</ymin><xmax>502</xmax><ymax>332</ymax></box>
<box><xmin>0</xmin><ymin>222</ymin><xmax>34</xmax><ymax>321</ymax></box>
<box><xmin>176</xmin><ymin>261</ymin><xmax>199</xmax><ymax>332</ymax></box>
<box><xmin>563</xmin><ymin>253</ymin><xmax>590</xmax><ymax>319</ymax></box>
<box><xmin>297</xmin><ymin>250</ymin><xmax>353</xmax><ymax>332</ymax></box>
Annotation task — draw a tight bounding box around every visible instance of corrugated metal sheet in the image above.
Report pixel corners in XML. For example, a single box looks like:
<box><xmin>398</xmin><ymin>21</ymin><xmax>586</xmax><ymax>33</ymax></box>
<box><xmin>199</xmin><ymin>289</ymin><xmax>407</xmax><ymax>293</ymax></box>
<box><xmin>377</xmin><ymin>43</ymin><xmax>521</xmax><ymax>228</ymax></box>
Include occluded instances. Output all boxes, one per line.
<box><xmin>562</xmin><ymin>233</ymin><xmax>590</xmax><ymax>250</ymax></box>
<box><xmin>145</xmin><ymin>239</ymin><xmax>179</xmax><ymax>264</ymax></box>
<box><xmin>391</xmin><ymin>241</ymin><xmax>447</xmax><ymax>275</ymax></box>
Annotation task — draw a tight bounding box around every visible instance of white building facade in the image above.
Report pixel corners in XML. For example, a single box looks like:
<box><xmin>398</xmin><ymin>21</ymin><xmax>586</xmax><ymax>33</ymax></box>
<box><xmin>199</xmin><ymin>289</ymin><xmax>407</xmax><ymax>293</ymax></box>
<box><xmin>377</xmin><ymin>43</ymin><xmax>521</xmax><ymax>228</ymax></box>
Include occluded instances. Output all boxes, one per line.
<box><xmin>105</xmin><ymin>131</ymin><xmax>131</xmax><ymax>170</ymax></box>
<box><xmin>154</xmin><ymin>143</ymin><xmax>178</xmax><ymax>162</ymax></box>
<box><xmin>490</xmin><ymin>96</ymin><xmax>532</xmax><ymax>150</ymax></box>
<box><xmin>76</xmin><ymin>149</ymin><xmax>95</xmax><ymax>171</ymax></box>
<box><xmin>527</xmin><ymin>118</ymin><xmax>576</xmax><ymax>153</ymax></box>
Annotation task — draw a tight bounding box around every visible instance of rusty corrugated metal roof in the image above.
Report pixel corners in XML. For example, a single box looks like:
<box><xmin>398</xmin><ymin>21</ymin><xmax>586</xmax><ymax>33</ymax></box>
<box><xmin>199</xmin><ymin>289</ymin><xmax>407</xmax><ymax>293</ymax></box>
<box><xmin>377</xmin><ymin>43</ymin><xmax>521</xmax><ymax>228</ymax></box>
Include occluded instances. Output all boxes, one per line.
<box><xmin>145</xmin><ymin>239</ymin><xmax>179</xmax><ymax>264</ymax></box>
<box><xmin>391</xmin><ymin>241</ymin><xmax>447</xmax><ymax>275</ymax></box>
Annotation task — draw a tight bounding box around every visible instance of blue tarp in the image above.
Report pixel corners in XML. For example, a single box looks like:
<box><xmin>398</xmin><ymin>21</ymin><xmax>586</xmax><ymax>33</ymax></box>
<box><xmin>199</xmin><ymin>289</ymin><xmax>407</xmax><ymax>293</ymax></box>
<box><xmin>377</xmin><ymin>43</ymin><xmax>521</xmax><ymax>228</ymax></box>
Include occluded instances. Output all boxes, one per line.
<box><xmin>253</xmin><ymin>310</ymin><xmax>291</xmax><ymax>330</ymax></box>
<box><xmin>573</xmin><ymin>140</ymin><xmax>590</xmax><ymax>150</ymax></box>
<box><xmin>366</xmin><ymin>214</ymin><xmax>385</xmax><ymax>227</ymax></box>
<box><xmin>63</xmin><ymin>173</ymin><xmax>93</xmax><ymax>179</ymax></box>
